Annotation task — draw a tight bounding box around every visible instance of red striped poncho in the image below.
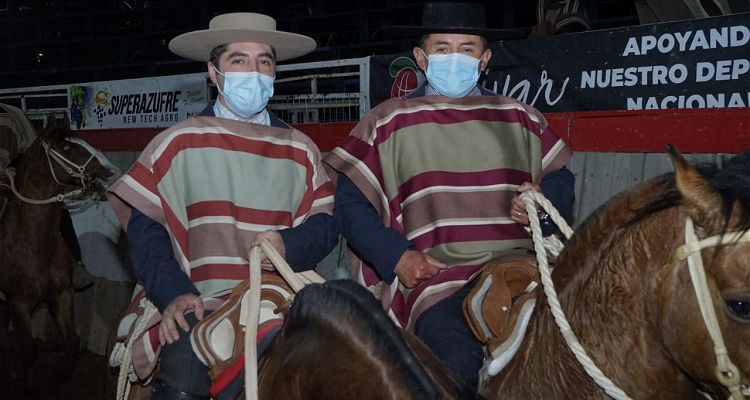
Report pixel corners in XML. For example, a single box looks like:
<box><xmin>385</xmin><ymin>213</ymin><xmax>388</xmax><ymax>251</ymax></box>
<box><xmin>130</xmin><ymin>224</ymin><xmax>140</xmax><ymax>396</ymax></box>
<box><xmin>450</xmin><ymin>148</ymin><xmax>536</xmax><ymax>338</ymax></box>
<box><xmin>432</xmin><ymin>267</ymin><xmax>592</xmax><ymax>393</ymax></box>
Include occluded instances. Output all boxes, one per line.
<box><xmin>324</xmin><ymin>94</ymin><xmax>572</xmax><ymax>330</ymax></box>
<box><xmin>107</xmin><ymin>116</ymin><xmax>334</xmax><ymax>379</ymax></box>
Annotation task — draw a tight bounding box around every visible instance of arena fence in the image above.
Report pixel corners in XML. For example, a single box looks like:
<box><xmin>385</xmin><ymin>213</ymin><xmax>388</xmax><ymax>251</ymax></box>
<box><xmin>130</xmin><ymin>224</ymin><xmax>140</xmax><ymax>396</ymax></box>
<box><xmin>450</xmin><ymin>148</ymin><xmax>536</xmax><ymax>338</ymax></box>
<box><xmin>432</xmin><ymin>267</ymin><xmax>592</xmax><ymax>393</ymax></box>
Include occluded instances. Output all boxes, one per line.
<box><xmin>0</xmin><ymin>57</ymin><xmax>371</xmax><ymax>128</ymax></box>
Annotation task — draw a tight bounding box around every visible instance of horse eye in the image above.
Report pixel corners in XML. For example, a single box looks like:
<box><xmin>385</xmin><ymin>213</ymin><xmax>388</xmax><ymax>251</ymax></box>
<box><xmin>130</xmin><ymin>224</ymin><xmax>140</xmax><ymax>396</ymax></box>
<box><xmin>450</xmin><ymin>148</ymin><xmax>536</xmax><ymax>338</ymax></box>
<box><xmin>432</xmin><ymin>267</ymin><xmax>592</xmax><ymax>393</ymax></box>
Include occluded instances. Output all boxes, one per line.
<box><xmin>726</xmin><ymin>300</ymin><xmax>750</xmax><ymax>320</ymax></box>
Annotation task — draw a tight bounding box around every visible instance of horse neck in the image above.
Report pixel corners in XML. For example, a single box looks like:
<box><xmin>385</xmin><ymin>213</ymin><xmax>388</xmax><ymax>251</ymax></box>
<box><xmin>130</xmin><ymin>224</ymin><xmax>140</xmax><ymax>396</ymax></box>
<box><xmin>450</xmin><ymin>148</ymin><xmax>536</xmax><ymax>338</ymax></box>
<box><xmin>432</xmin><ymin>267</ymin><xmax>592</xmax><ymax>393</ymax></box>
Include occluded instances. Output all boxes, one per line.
<box><xmin>7</xmin><ymin>148</ymin><xmax>67</xmax><ymax>221</ymax></box>
<box><xmin>493</xmin><ymin>184</ymin><xmax>694</xmax><ymax>399</ymax></box>
<box><xmin>259</xmin><ymin>281</ymin><xmax>476</xmax><ymax>400</ymax></box>
<box><xmin>15</xmin><ymin>147</ymin><xmax>67</xmax><ymax>200</ymax></box>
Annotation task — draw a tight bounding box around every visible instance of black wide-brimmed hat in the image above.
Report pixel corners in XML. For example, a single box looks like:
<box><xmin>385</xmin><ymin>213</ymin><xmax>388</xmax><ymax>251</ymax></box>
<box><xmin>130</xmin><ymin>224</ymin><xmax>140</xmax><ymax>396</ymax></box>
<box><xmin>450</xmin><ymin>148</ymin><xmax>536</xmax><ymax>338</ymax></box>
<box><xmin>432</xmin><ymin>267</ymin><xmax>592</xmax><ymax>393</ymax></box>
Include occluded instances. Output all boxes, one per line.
<box><xmin>380</xmin><ymin>2</ymin><xmax>527</xmax><ymax>41</ymax></box>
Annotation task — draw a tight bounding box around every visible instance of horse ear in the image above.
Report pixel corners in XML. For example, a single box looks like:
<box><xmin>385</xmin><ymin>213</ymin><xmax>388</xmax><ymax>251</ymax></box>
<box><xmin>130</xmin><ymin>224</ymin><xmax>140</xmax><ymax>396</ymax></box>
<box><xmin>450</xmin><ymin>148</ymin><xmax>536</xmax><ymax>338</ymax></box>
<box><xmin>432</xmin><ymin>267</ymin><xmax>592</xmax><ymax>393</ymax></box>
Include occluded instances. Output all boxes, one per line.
<box><xmin>668</xmin><ymin>145</ymin><xmax>722</xmax><ymax>230</ymax></box>
<box><xmin>41</xmin><ymin>112</ymin><xmax>57</xmax><ymax>140</ymax></box>
<box><xmin>44</xmin><ymin>113</ymin><xmax>56</xmax><ymax>129</ymax></box>
<box><xmin>61</xmin><ymin>112</ymin><xmax>71</xmax><ymax>130</ymax></box>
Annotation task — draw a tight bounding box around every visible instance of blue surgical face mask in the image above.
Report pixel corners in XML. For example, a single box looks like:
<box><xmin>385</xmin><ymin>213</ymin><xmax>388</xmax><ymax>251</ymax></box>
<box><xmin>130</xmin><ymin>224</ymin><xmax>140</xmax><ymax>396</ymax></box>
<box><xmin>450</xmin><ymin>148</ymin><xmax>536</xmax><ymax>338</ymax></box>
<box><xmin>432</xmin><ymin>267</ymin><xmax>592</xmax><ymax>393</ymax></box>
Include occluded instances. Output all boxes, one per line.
<box><xmin>422</xmin><ymin>51</ymin><xmax>481</xmax><ymax>98</ymax></box>
<box><xmin>214</xmin><ymin>66</ymin><xmax>275</xmax><ymax>118</ymax></box>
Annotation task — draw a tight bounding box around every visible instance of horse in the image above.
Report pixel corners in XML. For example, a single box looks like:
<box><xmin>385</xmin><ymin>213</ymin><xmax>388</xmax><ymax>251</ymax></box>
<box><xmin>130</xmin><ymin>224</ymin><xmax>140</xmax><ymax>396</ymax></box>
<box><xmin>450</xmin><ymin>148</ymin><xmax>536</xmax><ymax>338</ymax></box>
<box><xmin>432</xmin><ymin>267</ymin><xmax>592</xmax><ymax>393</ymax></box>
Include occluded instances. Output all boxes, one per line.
<box><xmin>0</xmin><ymin>112</ymin><xmax>114</xmax><ymax>359</ymax></box>
<box><xmin>480</xmin><ymin>147</ymin><xmax>750</xmax><ymax>399</ymax></box>
<box><xmin>255</xmin><ymin>278</ymin><xmax>479</xmax><ymax>400</ymax></box>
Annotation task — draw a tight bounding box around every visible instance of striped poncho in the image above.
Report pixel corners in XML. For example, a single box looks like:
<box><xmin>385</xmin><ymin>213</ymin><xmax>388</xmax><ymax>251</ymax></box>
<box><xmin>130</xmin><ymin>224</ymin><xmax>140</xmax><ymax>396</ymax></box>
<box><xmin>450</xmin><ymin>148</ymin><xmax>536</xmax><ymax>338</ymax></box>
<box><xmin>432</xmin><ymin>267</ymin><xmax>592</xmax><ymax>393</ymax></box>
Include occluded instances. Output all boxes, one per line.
<box><xmin>107</xmin><ymin>116</ymin><xmax>334</xmax><ymax>378</ymax></box>
<box><xmin>0</xmin><ymin>103</ymin><xmax>36</xmax><ymax>167</ymax></box>
<box><xmin>325</xmin><ymin>94</ymin><xmax>572</xmax><ymax>330</ymax></box>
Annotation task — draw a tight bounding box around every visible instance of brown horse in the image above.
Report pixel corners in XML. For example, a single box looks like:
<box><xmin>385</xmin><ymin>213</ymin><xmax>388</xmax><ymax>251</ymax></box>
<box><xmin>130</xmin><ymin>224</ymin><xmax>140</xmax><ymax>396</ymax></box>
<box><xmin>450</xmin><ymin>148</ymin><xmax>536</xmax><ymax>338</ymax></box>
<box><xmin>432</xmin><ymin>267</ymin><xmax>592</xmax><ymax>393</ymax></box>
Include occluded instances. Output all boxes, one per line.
<box><xmin>0</xmin><ymin>113</ymin><xmax>113</xmax><ymax>358</ymax></box>
<box><xmin>481</xmin><ymin>148</ymin><xmax>750</xmax><ymax>399</ymax></box>
<box><xmin>256</xmin><ymin>279</ymin><xmax>479</xmax><ymax>400</ymax></box>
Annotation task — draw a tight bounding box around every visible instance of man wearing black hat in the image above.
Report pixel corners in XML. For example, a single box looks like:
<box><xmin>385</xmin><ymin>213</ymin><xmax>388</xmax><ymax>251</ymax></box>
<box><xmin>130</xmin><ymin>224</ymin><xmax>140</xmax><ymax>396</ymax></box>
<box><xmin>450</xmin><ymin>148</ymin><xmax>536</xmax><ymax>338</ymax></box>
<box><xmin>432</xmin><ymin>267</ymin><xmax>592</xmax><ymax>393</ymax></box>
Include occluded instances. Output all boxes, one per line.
<box><xmin>325</xmin><ymin>2</ymin><xmax>575</xmax><ymax>390</ymax></box>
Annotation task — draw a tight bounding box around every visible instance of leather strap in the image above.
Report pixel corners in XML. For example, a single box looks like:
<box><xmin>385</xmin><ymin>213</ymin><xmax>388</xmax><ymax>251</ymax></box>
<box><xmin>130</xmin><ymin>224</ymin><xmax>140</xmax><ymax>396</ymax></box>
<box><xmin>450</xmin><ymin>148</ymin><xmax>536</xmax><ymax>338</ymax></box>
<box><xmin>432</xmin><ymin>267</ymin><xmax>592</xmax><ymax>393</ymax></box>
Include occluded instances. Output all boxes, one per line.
<box><xmin>149</xmin><ymin>380</ymin><xmax>210</xmax><ymax>400</ymax></box>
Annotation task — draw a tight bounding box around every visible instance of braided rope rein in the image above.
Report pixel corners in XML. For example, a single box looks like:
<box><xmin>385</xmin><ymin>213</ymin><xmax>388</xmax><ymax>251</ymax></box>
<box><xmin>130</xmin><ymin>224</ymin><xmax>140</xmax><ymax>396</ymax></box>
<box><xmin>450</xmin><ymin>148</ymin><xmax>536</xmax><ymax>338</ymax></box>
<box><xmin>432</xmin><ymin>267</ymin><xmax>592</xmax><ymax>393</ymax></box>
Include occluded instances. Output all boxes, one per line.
<box><xmin>244</xmin><ymin>239</ymin><xmax>324</xmax><ymax>400</ymax></box>
<box><xmin>1</xmin><ymin>168</ymin><xmax>93</xmax><ymax>205</ymax></box>
<box><xmin>1</xmin><ymin>159</ymin><xmax>101</xmax><ymax>208</ymax></box>
<box><xmin>109</xmin><ymin>297</ymin><xmax>158</xmax><ymax>400</ymax></box>
<box><xmin>520</xmin><ymin>190</ymin><xmax>633</xmax><ymax>400</ymax></box>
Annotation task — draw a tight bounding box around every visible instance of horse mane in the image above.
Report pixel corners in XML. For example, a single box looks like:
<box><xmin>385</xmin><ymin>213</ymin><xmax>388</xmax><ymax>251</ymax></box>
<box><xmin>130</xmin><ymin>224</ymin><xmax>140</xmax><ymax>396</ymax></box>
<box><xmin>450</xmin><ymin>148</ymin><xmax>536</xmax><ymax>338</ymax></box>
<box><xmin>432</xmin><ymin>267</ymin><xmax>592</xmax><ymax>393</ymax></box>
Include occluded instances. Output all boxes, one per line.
<box><xmin>552</xmin><ymin>149</ymin><xmax>750</xmax><ymax>313</ymax></box>
<box><xmin>286</xmin><ymin>279</ymin><xmax>475</xmax><ymax>400</ymax></box>
<box><xmin>628</xmin><ymin>150</ymin><xmax>750</xmax><ymax>233</ymax></box>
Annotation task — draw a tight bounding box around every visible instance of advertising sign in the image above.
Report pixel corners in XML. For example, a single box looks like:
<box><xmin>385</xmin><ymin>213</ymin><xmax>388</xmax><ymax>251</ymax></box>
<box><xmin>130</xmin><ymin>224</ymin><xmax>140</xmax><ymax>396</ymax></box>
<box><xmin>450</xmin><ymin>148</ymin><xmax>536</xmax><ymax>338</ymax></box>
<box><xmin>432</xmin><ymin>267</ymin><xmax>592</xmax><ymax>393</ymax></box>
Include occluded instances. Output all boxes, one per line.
<box><xmin>69</xmin><ymin>73</ymin><xmax>209</xmax><ymax>130</ymax></box>
<box><xmin>371</xmin><ymin>13</ymin><xmax>749</xmax><ymax>113</ymax></box>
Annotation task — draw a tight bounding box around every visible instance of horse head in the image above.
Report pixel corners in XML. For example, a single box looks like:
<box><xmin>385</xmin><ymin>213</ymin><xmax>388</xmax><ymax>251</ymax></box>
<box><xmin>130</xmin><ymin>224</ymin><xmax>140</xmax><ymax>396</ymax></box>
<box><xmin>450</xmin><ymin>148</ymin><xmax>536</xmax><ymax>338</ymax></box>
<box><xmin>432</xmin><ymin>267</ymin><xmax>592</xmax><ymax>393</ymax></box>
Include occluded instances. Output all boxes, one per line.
<box><xmin>660</xmin><ymin>147</ymin><xmax>750</xmax><ymax>400</ymax></box>
<box><xmin>39</xmin><ymin>112</ymin><xmax>118</xmax><ymax>190</ymax></box>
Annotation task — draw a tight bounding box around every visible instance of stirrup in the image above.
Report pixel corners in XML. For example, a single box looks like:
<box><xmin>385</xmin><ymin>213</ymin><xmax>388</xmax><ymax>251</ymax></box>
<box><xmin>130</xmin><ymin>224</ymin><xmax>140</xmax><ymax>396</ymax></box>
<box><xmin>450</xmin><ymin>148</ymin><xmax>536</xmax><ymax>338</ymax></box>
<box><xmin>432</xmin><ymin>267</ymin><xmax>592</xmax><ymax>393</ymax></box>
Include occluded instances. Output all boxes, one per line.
<box><xmin>72</xmin><ymin>263</ymin><xmax>95</xmax><ymax>291</ymax></box>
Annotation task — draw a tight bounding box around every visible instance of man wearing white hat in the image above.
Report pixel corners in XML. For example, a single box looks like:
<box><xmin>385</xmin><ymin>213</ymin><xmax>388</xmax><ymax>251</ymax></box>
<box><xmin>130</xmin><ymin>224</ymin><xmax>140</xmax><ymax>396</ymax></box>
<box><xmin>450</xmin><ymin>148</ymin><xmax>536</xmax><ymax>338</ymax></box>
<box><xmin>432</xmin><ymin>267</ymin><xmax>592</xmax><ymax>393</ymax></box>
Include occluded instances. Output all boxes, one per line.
<box><xmin>107</xmin><ymin>13</ymin><xmax>337</xmax><ymax>400</ymax></box>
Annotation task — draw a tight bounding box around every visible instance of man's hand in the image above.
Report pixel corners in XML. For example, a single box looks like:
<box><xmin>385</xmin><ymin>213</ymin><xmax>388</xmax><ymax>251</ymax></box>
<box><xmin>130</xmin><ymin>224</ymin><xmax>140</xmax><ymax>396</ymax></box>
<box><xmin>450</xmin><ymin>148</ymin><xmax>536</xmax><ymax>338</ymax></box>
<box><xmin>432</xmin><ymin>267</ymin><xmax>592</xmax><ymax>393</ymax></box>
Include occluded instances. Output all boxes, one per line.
<box><xmin>394</xmin><ymin>250</ymin><xmax>447</xmax><ymax>288</ymax></box>
<box><xmin>251</xmin><ymin>230</ymin><xmax>286</xmax><ymax>265</ymax></box>
<box><xmin>510</xmin><ymin>182</ymin><xmax>542</xmax><ymax>226</ymax></box>
<box><xmin>159</xmin><ymin>293</ymin><xmax>205</xmax><ymax>345</ymax></box>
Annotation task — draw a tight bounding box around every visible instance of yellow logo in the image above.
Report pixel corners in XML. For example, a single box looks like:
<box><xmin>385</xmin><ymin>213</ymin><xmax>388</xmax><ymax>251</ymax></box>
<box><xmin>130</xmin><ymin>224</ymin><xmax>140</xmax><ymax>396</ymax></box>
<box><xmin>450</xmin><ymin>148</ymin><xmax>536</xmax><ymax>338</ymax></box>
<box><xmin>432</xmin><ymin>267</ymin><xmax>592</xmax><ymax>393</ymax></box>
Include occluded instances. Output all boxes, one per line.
<box><xmin>95</xmin><ymin>90</ymin><xmax>111</xmax><ymax>107</ymax></box>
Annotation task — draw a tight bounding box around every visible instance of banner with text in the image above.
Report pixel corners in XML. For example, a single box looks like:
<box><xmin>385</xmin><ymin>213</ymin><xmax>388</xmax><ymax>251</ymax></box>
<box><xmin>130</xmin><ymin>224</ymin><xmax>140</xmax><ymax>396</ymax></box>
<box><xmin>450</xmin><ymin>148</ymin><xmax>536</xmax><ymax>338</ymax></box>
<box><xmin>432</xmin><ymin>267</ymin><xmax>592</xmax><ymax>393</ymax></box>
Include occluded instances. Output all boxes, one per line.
<box><xmin>370</xmin><ymin>13</ymin><xmax>749</xmax><ymax>113</ymax></box>
<box><xmin>69</xmin><ymin>73</ymin><xmax>209</xmax><ymax>130</ymax></box>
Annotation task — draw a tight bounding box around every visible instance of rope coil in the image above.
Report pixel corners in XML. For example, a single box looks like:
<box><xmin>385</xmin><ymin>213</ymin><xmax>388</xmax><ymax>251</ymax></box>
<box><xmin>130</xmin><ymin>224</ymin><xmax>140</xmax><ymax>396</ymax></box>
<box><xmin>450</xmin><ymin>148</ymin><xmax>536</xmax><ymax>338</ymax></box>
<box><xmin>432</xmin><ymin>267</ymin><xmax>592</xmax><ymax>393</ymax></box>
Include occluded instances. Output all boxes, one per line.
<box><xmin>110</xmin><ymin>297</ymin><xmax>158</xmax><ymax>400</ymax></box>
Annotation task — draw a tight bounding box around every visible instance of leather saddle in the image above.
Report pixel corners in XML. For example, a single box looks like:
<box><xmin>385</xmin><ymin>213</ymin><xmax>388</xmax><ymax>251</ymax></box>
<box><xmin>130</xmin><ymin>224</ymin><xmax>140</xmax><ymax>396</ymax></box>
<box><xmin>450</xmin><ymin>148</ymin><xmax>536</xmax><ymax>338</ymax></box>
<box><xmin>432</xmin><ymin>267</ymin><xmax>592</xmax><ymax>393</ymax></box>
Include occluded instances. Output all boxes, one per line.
<box><xmin>463</xmin><ymin>255</ymin><xmax>542</xmax><ymax>358</ymax></box>
<box><xmin>190</xmin><ymin>272</ymin><xmax>294</xmax><ymax>381</ymax></box>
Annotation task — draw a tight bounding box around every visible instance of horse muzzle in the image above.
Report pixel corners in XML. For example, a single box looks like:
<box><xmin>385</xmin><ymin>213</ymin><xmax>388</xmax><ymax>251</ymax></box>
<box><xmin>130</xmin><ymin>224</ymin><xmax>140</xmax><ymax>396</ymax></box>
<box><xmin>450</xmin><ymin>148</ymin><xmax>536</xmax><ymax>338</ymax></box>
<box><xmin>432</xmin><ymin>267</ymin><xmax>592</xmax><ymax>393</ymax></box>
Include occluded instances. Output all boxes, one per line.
<box><xmin>90</xmin><ymin>166</ymin><xmax>121</xmax><ymax>190</ymax></box>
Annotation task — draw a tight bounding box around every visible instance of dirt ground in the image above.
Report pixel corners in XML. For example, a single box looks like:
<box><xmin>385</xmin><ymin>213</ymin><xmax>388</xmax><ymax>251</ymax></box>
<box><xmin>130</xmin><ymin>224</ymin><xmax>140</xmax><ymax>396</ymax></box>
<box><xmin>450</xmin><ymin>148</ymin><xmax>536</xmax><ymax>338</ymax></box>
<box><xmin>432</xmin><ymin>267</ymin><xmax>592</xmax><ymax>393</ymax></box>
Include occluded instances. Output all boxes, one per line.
<box><xmin>0</xmin><ymin>342</ymin><xmax>116</xmax><ymax>400</ymax></box>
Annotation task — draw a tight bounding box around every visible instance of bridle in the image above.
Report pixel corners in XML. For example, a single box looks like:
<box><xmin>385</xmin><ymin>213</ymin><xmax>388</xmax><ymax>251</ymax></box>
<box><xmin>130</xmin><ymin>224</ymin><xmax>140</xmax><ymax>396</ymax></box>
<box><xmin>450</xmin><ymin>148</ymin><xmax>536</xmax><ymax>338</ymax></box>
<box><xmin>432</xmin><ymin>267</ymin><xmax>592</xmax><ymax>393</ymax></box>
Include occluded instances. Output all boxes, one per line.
<box><xmin>0</xmin><ymin>139</ymin><xmax>101</xmax><ymax>206</ymax></box>
<box><xmin>41</xmin><ymin>138</ymin><xmax>98</xmax><ymax>188</ymax></box>
<box><xmin>676</xmin><ymin>217</ymin><xmax>750</xmax><ymax>400</ymax></box>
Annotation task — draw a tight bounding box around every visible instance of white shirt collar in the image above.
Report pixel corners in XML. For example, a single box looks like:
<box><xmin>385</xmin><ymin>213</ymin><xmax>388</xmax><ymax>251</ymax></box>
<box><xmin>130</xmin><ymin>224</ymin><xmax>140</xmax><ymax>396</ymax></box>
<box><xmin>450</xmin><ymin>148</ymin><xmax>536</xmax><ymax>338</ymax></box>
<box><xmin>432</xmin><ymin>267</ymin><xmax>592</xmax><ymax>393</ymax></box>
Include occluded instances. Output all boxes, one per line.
<box><xmin>213</xmin><ymin>100</ymin><xmax>271</xmax><ymax>126</ymax></box>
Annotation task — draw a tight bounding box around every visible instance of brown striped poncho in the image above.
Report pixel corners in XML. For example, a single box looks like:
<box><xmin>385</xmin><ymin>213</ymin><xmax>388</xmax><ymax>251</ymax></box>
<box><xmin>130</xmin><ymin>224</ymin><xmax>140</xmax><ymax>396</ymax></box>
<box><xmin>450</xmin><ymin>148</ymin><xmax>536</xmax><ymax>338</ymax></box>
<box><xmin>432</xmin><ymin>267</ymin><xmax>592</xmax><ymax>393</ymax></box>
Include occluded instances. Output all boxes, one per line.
<box><xmin>107</xmin><ymin>116</ymin><xmax>334</xmax><ymax>378</ymax></box>
<box><xmin>324</xmin><ymin>94</ymin><xmax>572</xmax><ymax>330</ymax></box>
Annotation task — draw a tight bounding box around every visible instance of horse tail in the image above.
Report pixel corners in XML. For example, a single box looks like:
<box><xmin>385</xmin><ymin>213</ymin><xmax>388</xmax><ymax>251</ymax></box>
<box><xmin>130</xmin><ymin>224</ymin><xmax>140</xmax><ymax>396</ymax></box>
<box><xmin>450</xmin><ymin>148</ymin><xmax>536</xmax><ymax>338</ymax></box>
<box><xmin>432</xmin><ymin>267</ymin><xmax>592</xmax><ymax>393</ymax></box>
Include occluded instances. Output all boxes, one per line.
<box><xmin>286</xmin><ymin>279</ymin><xmax>459</xmax><ymax>400</ymax></box>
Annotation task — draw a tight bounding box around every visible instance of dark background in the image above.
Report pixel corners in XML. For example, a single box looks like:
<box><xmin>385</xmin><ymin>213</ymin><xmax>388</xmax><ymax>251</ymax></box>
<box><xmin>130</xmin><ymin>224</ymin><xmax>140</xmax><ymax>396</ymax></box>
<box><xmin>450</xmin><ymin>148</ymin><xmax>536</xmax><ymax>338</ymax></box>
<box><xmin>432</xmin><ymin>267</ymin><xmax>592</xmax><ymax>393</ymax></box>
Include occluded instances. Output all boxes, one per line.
<box><xmin>1</xmin><ymin>0</ymin><xmax>642</xmax><ymax>89</ymax></box>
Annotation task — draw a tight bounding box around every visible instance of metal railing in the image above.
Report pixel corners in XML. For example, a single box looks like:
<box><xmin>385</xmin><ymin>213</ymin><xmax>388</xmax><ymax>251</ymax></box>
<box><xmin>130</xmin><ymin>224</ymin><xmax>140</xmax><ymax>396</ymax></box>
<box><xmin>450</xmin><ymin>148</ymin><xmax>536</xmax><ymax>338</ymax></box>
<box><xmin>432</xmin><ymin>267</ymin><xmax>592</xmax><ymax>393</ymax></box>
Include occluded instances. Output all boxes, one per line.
<box><xmin>271</xmin><ymin>57</ymin><xmax>370</xmax><ymax>123</ymax></box>
<box><xmin>0</xmin><ymin>56</ymin><xmax>371</xmax><ymax>128</ymax></box>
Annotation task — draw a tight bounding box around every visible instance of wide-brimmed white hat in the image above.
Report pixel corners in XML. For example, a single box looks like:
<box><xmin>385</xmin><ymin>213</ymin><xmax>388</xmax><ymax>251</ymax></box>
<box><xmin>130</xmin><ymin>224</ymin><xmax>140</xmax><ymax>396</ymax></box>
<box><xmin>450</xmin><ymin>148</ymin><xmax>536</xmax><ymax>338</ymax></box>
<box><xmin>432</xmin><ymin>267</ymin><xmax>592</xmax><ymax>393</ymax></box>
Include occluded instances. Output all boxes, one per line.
<box><xmin>169</xmin><ymin>13</ymin><xmax>316</xmax><ymax>62</ymax></box>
